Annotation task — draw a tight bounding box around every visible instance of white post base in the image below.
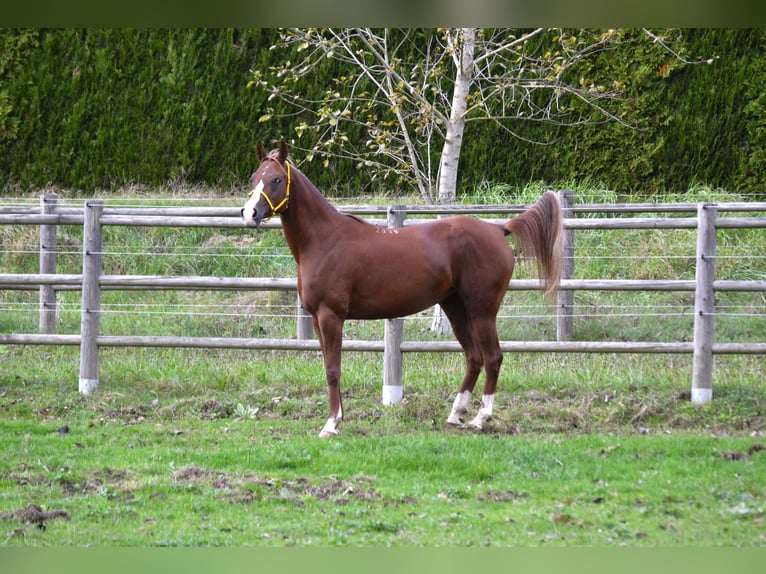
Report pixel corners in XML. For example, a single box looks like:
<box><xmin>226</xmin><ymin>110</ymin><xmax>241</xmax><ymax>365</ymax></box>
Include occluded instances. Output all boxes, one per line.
<box><xmin>79</xmin><ymin>378</ymin><xmax>99</xmax><ymax>395</ymax></box>
<box><xmin>381</xmin><ymin>385</ymin><xmax>403</xmax><ymax>405</ymax></box>
<box><xmin>691</xmin><ymin>387</ymin><xmax>713</xmax><ymax>404</ymax></box>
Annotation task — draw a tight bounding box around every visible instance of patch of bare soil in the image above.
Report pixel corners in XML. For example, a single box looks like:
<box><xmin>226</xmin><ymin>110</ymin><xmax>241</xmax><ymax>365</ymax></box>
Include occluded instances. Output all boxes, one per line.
<box><xmin>720</xmin><ymin>443</ymin><xmax>766</xmax><ymax>461</ymax></box>
<box><xmin>99</xmin><ymin>404</ymin><xmax>150</xmax><ymax>425</ymax></box>
<box><xmin>479</xmin><ymin>489</ymin><xmax>526</xmax><ymax>502</ymax></box>
<box><xmin>199</xmin><ymin>399</ymin><xmax>234</xmax><ymax>420</ymax></box>
<box><xmin>0</xmin><ymin>504</ymin><xmax>70</xmax><ymax>529</ymax></box>
<box><xmin>490</xmin><ymin>386</ymin><xmax>765</xmax><ymax>436</ymax></box>
<box><xmin>5</xmin><ymin>464</ymin><xmax>135</xmax><ymax>500</ymax></box>
<box><xmin>172</xmin><ymin>465</ymin><xmax>379</xmax><ymax>505</ymax></box>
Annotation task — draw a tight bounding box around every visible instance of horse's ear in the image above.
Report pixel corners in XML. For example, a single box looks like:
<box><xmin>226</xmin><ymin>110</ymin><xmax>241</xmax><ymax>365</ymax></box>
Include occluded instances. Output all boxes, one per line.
<box><xmin>278</xmin><ymin>140</ymin><xmax>289</xmax><ymax>163</ymax></box>
<box><xmin>255</xmin><ymin>141</ymin><xmax>267</xmax><ymax>162</ymax></box>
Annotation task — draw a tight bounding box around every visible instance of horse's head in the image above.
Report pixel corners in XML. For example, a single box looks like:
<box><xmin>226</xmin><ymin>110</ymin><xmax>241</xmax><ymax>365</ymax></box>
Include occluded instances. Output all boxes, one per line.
<box><xmin>241</xmin><ymin>140</ymin><xmax>291</xmax><ymax>228</ymax></box>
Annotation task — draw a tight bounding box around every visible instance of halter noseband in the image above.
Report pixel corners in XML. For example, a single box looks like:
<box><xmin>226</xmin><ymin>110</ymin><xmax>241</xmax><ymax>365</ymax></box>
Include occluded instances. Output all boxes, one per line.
<box><xmin>249</xmin><ymin>160</ymin><xmax>291</xmax><ymax>222</ymax></box>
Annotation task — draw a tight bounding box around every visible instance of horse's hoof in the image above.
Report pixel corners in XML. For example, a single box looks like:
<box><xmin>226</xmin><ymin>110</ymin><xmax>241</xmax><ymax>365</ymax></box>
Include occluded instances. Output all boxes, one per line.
<box><xmin>468</xmin><ymin>413</ymin><xmax>492</xmax><ymax>430</ymax></box>
<box><xmin>467</xmin><ymin>417</ymin><xmax>491</xmax><ymax>430</ymax></box>
<box><xmin>318</xmin><ymin>429</ymin><xmax>339</xmax><ymax>438</ymax></box>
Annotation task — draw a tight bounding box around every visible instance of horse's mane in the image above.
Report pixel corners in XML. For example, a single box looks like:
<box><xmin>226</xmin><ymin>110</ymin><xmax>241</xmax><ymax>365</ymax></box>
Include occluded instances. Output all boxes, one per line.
<box><xmin>270</xmin><ymin>151</ymin><xmax>371</xmax><ymax>227</ymax></box>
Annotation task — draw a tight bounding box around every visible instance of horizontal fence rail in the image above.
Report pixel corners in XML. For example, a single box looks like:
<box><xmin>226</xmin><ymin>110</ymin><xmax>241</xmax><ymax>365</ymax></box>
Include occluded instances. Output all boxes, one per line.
<box><xmin>3</xmin><ymin>275</ymin><xmax>766</xmax><ymax>293</ymax></box>
<box><xmin>1</xmin><ymin>194</ymin><xmax>765</xmax><ymax>404</ymax></box>
<box><xmin>2</xmin><ymin>334</ymin><xmax>765</xmax><ymax>356</ymax></box>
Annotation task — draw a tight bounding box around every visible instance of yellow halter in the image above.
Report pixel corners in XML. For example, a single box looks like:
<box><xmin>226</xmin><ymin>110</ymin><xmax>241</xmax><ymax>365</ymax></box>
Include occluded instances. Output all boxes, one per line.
<box><xmin>249</xmin><ymin>161</ymin><xmax>291</xmax><ymax>222</ymax></box>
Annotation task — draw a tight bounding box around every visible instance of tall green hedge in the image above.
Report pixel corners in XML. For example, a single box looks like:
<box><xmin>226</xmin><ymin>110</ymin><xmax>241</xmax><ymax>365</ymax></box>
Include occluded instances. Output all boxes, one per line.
<box><xmin>1</xmin><ymin>29</ymin><xmax>278</xmax><ymax>190</ymax></box>
<box><xmin>0</xmin><ymin>29</ymin><xmax>39</xmax><ymax>147</ymax></box>
<box><xmin>469</xmin><ymin>29</ymin><xmax>766</xmax><ymax>196</ymax></box>
<box><xmin>1</xmin><ymin>28</ymin><xmax>765</xmax><ymax>197</ymax></box>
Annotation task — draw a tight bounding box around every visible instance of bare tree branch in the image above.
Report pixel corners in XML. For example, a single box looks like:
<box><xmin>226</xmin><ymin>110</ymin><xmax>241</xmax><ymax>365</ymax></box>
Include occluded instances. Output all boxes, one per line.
<box><xmin>251</xmin><ymin>28</ymin><xmax>696</xmax><ymax>203</ymax></box>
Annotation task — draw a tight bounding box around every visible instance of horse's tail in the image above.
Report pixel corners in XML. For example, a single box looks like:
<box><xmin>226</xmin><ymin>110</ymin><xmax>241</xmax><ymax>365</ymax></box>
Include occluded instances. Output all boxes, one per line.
<box><xmin>502</xmin><ymin>191</ymin><xmax>564</xmax><ymax>300</ymax></box>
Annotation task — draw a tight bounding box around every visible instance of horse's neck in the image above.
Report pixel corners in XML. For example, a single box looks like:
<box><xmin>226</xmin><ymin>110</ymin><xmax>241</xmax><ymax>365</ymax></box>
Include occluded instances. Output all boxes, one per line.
<box><xmin>280</xmin><ymin>170</ymin><xmax>346</xmax><ymax>260</ymax></box>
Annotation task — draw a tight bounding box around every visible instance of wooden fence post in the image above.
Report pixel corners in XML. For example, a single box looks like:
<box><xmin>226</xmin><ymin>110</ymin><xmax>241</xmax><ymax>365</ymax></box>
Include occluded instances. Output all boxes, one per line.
<box><xmin>296</xmin><ymin>297</ymin><xmax>313</xmax><ymax>340</ymax></box>
<box><xmin>39</xmin><ymin>194</ymin><xmax>58</xmax><ymax>333</ymax></box>
<box><xmin>557</xmin><ymin>189</ymin><xmax>575</xmax><ymax>341</ymax></box>
<box><xmin>382</xmin><ymin>205</ymin><xmax>406</xmax><ymax>405</ymax></box>
<box><xmin>691</xmin><ymin>203</ymin><xmax>717</xmax><ymax>404</ymax></box>
<box><xmin>79</xmin><ymin>201</ymin><xmax>103</xmax><ymax>395</ymax></box>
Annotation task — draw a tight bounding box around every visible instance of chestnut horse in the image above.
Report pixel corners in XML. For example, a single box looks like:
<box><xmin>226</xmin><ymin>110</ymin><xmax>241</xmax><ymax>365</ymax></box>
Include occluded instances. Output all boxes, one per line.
<box><xmin>242</xmin><ymin>141</ymin><xmax>563</xmax><ymax>437</ymax></box>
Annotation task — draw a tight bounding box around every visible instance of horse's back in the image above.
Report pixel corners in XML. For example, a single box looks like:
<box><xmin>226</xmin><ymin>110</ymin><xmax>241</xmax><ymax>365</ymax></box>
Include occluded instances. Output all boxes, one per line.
<box><xmin>315</xmin><ymin>215</ymin><xmax>514</xmax><ymax>319</ymax></box>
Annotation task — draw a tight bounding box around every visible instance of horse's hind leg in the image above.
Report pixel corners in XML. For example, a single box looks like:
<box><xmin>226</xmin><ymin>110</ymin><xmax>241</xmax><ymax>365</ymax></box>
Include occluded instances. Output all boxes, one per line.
<box><xmin>440</xmin><ymin>295</ymin><xmax>483</xmax><ymax>426</ymax></box>
<box><xmin>466</xmin><ymin>315</ymin><xmax>503</xmax><ymax>429</ymax></box>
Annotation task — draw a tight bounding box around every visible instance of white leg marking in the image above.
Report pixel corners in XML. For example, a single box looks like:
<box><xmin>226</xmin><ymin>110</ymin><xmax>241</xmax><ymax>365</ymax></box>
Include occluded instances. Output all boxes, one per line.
<box><xmin>318</xmin><ymin>405</ymin><xmax>343</xmax><ymax>438</ymax></box>
<box><xmin>446</xmin><ymin>390</ymin><xmax>472</xmax><ymax>426</ymax></box>
<box><xmin>242</xmin><ymin>180</ymin><xmax>264</xmax><ymax>226</ymax></box>
<box><xmin>468</xmin><ymin>394</ymin><xmax>495</xmax><ymax>429</ymax></box>
<box><xmin>319</xmin><ymin>418</ymin><xmax>340</xmax><ymax>438</ymax></box>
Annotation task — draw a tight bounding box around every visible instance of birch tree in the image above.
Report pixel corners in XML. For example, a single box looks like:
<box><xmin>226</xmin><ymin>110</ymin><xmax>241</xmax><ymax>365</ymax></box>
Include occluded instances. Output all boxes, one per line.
<box><xmin>437</xmin><ymin>27</ymin><xmax>475</xmax><ymax>206</ymax></box>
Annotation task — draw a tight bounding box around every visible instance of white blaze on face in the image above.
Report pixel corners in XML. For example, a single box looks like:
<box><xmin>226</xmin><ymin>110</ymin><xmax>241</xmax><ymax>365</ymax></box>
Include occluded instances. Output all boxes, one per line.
<box><xmin>242</xmin><ymin>179</ymin><xmax>264</xmax><ymax>226</ymax></box>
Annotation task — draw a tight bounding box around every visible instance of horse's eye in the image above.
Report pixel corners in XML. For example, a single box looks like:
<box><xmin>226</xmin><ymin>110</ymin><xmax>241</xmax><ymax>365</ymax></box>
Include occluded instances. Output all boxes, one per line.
<box><xmin>273</xmin><ymin>177</ymin><xmax>282</xmax><ymax>185</ymax></box>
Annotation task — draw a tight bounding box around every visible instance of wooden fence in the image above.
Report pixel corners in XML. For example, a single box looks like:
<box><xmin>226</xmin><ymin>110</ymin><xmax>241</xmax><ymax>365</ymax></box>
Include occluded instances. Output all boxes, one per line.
<box><xmin>1</xmin><ymin>193</ymin><xmax>765</xmax><ymax>404</ymax></box>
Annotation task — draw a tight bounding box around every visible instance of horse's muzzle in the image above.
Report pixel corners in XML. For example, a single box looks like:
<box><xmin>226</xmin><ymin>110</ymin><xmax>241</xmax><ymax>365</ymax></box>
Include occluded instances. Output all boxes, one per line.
<box><xmin>241</xmin><ymin>208</ymin><xmax>263</xmax><ymax>228</ymax></box>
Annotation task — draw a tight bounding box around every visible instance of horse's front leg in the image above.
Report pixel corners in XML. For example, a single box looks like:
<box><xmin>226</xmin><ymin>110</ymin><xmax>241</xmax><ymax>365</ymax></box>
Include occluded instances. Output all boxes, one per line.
<box><xmin>315</xmin><ymin>310</ymin><xmax>345</xmax><ymax>438</ymax></box>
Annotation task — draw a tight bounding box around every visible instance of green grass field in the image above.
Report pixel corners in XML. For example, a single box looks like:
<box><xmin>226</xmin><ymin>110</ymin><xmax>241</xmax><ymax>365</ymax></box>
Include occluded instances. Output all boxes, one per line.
<box><xmin>0</xmin><ymin>348</ymin><xmax>764</xmax><ymax>547</ymax></box>
<box><xmin>1</xmin><ymin>185</ymin><xmax>764</xmax><ymax>547</ymax></box>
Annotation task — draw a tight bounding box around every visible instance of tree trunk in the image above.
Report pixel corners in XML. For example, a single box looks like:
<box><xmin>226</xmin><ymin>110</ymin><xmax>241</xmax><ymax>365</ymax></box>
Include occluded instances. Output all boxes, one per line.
<box><xmin>437</xmin><ymin>27</ymin><xmax>475</xmax><ymax>206</ymax></box>
<box><xmin>432</xmin><ymin>28</ymin><xmax>476</xmax><ymax>334</ymax></box>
